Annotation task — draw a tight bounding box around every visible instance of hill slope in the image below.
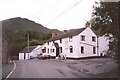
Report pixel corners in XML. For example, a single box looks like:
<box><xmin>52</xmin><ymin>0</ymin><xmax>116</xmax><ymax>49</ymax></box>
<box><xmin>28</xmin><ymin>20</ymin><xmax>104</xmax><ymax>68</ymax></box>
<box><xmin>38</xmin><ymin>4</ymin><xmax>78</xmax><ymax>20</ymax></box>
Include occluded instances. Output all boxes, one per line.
<box><xmin>2</xmin><ymin>17</ymin><xmax>53</xmax><ymax>60</ymax></box>
<box><xmin>2</xmin><ymin>17</ymin><xmax>51</xmax><ymax>33</ymax></box>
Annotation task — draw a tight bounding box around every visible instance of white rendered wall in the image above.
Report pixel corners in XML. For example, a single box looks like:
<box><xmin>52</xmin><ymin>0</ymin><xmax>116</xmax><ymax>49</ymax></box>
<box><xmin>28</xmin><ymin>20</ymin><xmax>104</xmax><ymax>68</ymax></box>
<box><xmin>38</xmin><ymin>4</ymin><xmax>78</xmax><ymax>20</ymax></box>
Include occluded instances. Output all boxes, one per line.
<box><xmin>42</xmin><ymin>27</ymin><xmax>108</xmax><ymax>58</ymax></box>
<box><xmin>76</xmin><ymin>27</ymin><xmax>98</xmax><ymax>58</ymax></box>
<box><xmin>19</xmin><ymin>53</ymin><xmax>24</xmax><ymax>60</ymax></box>
<box><xmin>49</xmin><ymin>41</ymin><xmax>56</xmax><ymax>57</ymax></box>
<box><xmin>98</xmin><ymin>36</ymin><xmax>108</xmax><ymax>56</ymax></box>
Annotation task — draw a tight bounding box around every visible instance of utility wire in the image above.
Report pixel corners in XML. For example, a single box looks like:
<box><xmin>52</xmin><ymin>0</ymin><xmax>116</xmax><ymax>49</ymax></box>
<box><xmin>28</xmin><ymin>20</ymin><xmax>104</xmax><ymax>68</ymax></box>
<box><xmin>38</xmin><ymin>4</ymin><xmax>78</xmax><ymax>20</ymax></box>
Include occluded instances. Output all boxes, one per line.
<box><xmin>27</xmin><ymin>0</ymin><xmax>61</xmax><ymax>18</ymax></box>
<box><xmin>46</xmin><ymin>0</ymin><xmax>82</xmax><ymax>25</ymax></box>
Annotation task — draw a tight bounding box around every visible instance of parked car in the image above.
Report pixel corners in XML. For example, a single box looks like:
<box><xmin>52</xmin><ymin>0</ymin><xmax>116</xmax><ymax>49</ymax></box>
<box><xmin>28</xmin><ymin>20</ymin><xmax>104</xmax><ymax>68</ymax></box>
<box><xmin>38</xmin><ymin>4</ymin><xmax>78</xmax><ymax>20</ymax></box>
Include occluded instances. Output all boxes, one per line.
<box><xmin>30</xmin><ymin>56</ymin><xmax>35</xmax><ymax>59</ymax></box>
<box><xmin>37</xmin><ymin>53</ymin><xmax>50</xmax><ymax>59</ymax></box>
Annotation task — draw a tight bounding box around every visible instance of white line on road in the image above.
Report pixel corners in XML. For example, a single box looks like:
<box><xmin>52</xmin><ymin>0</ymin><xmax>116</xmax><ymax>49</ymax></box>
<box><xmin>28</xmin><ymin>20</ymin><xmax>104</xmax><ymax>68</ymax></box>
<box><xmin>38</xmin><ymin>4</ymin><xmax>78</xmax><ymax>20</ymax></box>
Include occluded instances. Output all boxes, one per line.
<box><xmin>4</xmin><ymin>61</ymin><xmax>16</xmax><ymax>80</ymax></box>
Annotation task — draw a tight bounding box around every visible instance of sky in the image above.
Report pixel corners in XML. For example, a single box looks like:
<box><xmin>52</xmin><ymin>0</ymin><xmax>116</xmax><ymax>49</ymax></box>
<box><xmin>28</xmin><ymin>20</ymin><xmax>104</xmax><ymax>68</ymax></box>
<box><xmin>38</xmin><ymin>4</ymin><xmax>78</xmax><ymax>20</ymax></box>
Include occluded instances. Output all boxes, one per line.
<box><xmin>0</xmin><ymin>0</ymin><xmax>99</xmax><ymax>30</ymax></box>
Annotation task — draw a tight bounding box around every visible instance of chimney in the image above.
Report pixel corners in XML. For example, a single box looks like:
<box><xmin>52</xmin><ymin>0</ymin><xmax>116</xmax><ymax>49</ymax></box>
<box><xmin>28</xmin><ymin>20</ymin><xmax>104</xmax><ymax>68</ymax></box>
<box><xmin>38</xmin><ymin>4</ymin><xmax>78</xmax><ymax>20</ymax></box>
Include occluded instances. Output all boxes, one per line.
<box><xmin>51</xmin><ymin>32</ymin><xmax>57</xmax><ymax>38</ymax></box>
<box><xmin>85</xmin><ymin>21</ymin><xmax>90</xmax><ymax>27</ymax></box>
<box><xmin>63</xmin><ymin>30</ymin><xmax>68</xmax><ymax>33</ymax></box>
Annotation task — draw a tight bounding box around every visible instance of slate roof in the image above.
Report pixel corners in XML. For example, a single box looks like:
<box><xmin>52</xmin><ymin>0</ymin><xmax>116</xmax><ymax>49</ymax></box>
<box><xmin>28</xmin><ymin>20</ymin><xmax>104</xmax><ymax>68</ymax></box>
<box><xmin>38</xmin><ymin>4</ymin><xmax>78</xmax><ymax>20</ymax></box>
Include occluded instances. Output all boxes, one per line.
<box><xmin>48</xmin><ymin>27</ymin><xmax>86</xmax><ymax>42</ymax></box>
<box><xmin>19</xmin><ymin>45</ymin><xmax>37</xmax><ymax>53</ymax></box>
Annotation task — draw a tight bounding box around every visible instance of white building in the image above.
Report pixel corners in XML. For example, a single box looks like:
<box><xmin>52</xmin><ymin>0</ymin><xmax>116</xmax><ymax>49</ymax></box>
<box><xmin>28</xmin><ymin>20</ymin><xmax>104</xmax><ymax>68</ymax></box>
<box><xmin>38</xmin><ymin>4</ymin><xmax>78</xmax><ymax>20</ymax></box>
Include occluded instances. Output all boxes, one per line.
<box><xmin>19</xmin><ymin>45</ymin><xmax>42</xmax><ymax>60</ymax></box>
<box><xmin>41</xmin><ymin>24</ymin><xmax>108</xmax><ymax>59</ymax></box>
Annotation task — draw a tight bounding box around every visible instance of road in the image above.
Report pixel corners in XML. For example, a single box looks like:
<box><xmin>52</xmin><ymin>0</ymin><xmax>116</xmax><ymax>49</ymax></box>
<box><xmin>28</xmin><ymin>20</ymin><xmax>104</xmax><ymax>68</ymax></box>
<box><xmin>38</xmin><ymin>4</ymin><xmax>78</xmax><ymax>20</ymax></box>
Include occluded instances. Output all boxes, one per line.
<box><xmin>2</xmin><ymin>58</ymin><xmax>118</xmax><ymax>79</ymax></box>
<box><xmin>9</xmin><ymin>59</ymin><xmax>82</xmax><ymax>78</ymax></box>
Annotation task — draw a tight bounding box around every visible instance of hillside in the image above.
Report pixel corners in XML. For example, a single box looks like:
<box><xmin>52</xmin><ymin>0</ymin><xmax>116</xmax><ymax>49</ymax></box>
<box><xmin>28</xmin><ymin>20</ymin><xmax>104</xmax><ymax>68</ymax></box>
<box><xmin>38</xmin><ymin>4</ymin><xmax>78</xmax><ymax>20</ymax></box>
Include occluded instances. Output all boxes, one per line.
<box><xmin>2</xmin><ymin>17</ymin><xmax>51</xmax><ymax>33</ymax></box>
<box><xmin>2</xmin><ymin>17</ymin><xmax>62</xmax><ymax>60</ymax></box>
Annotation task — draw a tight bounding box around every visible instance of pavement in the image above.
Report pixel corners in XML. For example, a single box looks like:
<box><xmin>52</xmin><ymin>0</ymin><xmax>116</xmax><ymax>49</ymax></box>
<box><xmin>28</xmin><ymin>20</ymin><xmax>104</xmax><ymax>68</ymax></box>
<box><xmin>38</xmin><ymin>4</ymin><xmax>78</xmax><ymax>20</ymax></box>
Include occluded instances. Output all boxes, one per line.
<box><xmin>2</xmin><ymin>58</ymin><xmax>119</xmax><ymax>78</ymax></box>
<box><xmin>2</xmin><ymin>61</ymin><xmax>14</xmax><ymax>79</ymax></box>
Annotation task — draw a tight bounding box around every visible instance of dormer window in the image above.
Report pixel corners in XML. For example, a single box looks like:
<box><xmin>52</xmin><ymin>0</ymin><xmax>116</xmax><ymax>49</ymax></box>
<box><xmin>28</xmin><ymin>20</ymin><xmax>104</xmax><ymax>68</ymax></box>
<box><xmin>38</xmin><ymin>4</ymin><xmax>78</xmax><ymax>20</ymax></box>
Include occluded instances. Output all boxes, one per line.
<box><xmin>92</xmin><ymin>36</ymin><xmax>96</xmax><ymax>42</ymax></box>
<box><xmin>69</xmin><ymin>36</ymin><xmax>72</xmax><ymax>42</ymax></box>
<box><xmin>81</xmin><ymin>35</ymin><xmax>85</xmax><ymax>41</ymax></box>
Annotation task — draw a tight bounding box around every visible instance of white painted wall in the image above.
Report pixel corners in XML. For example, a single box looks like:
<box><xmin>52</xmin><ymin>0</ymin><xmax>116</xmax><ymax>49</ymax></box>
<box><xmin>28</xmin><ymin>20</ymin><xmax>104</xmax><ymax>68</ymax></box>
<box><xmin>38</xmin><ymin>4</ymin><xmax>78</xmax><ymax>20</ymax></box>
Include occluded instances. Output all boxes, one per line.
<box><xmin>26</xmin><ymin>53</ymin><xmax>29</xmax><ymax>59</ymax></box>
<box><xmin>19</xmin><ymin>53</ymin><xmax>30</xmax><ymax>60</ymax></box>
<box><xmin>49</xmin><ymin>41</ymin><xmax>56</xmax><ymax>57</ymax></box>
<box><xmin>43</xmin><ymin>27</ymin><xmax>108</xmax><ymax>58</ymax></box>
<box><xmin>98</xmin><ymin>35</ymin><xmax>108</xmax><ymax>56</ymax></box>
<box><xmin>29</xmin><ymin>45</ymin><xmax>42</xmax><ymax>58</ymax></box>
<box><xmin>76</xmin><ymin>27</ymin><xmax>98</xmax><ymax>58</ymax></box>
<box><xmin>19</xmin><ymin>53</ymin><xmax>24</xmax><ymax>60</ymax></box>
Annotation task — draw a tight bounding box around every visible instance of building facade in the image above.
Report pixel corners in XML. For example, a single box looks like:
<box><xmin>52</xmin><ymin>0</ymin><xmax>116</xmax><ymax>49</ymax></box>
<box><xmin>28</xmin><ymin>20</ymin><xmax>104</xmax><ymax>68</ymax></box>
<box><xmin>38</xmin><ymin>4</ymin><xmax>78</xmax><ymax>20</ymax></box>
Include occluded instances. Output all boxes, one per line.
<box><xmin>41</xmin><ymin>27</ymin><xmax>107</xmax><ymax>59</ymax></box>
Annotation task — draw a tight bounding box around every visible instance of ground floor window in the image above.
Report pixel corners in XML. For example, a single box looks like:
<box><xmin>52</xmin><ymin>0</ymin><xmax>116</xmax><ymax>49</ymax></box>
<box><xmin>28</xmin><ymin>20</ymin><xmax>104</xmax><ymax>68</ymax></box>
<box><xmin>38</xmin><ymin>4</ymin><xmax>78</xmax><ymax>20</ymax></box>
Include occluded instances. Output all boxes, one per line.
<box><xmin>42</xmin><ymin>49</ymin><xmax>46</xmax><ymax>53</ymax></box>
<box><xmin>60</xmin><ymin>47</ymin><xmax>62</xmax><ymax>53</ymax></box>
<box><xmin>48</xmin><ymin>48</ymin><xmax>49</xmax><ymax>53</ymax></box>
<box><xmin>53</xmin><ymin>49</ymin><xmax>55</xmax><ymax>52</ymax></box>
<box><xmin>81</xmin><ymin>46</ymin><xmax>84</xmax><ymax>54</ymax></box>
<box><xmin>50</xmin><ymin>49</ymin><xmax>52</xmax><ymax>53</ymax></box>
<box><xmin>70</xmin><ymin>46</ymin><xmax>73</xmax><ymax>53</ymax></box>
<box><xmin>93</xmin><ymin>47</ymin><xmax>96</xmax><ymax>54</ymax></box>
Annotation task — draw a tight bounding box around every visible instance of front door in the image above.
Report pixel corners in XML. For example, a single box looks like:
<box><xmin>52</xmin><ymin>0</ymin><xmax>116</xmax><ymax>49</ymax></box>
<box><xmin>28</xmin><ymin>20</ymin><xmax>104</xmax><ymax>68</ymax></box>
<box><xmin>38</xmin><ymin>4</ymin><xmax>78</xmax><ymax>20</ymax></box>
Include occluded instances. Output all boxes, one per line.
<box><xmin>56</xmin><ymin>48</ymin><xmax>59</xmax><ymax>57</ymax></box>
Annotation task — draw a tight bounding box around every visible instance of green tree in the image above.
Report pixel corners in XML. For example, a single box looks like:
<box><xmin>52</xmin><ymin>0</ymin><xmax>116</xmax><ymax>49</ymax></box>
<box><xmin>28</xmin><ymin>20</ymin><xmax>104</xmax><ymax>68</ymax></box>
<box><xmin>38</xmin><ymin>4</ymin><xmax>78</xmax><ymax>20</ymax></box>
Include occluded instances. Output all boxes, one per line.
<box><xmin>3</xmin><ymin>29</ymin><xmax>51</xmax><ymax>59</ymax></box>
<box><xmin>91</xmin><ymin>1</ymin><xmax>118</xmax><ymax>59</ymax></box>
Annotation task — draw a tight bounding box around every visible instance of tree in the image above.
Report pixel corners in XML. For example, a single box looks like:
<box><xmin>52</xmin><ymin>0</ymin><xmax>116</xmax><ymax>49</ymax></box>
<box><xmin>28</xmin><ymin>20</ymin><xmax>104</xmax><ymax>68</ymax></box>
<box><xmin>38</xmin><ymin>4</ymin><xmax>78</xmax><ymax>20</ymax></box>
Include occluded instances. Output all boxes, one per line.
<box><xmin>3</xmin><ymin>29</ymin><xmax>51</xmax><ymax>59</ymax></box>
<box><xmin>91</xmin><ymin>1</ymin><xmax>119</xmax><ymax>59</ymax></box>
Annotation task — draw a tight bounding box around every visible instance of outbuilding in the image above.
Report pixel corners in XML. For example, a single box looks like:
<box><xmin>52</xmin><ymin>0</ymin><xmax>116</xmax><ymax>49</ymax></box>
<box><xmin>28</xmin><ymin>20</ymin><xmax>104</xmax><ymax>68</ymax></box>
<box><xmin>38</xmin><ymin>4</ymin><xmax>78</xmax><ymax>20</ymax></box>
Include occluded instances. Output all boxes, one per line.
<box><xmin>19</xmin><ymin>45</ymin><xmax>42</xmax><ymax>60</ymax></box>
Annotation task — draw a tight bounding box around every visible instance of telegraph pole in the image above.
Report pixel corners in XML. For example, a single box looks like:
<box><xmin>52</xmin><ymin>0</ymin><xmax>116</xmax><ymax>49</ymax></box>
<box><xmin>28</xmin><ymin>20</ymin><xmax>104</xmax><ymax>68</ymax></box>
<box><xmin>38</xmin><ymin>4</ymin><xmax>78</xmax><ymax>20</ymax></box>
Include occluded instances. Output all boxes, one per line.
<box><xmin>27</xmin><ymin>33</ymin><xmax>30</xmax><ymax>59</ymax></box>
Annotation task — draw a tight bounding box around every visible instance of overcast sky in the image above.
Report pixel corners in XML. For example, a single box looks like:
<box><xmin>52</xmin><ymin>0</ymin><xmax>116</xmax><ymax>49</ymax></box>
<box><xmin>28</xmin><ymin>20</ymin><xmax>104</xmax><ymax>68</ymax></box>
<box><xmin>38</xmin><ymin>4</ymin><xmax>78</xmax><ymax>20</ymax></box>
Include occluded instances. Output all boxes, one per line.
<box><xmin>0</xmin><ymin>0</ymin><xmax>99</xmax><ymax>30</ymax></box>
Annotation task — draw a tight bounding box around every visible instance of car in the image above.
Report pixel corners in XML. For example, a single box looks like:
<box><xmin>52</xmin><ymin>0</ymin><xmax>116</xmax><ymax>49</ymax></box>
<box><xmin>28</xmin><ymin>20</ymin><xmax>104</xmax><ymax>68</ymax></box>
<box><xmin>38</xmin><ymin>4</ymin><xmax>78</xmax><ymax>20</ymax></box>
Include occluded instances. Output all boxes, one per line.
<box><xmin>37</xmin><ymin>53</ymin><xmax>50</xmax><ymax>59</ymax></box>
<box><xmin>30</xmin><ymin>56</ymin><xmax>35</xmax><ymax>59</ymax></box>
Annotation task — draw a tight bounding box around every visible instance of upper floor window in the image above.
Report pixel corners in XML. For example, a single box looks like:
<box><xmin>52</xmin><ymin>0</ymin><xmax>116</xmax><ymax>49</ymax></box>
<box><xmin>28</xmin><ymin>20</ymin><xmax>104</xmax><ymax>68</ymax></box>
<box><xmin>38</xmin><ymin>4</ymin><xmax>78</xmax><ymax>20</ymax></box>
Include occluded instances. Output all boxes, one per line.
<box><xmin>92</xmin><ymin>36</ymin><xmax>96</xmax><ymax>42</ymax></box>
<box><xmin>69</xmin><ymin>36</ymin><xmax>73</xmax><ymax>42</ymax></box>
<box><xmin>70</xmin><ymin>46</ymin><xmax>73</xmax><ymax>53</ymax></box>
<box><xmin>47</xmin><ymin>42</ymin><xmax>49</xmax><ymax>45</ymax></box>
<box><xmin>60</xmin><ymin>39</ymin><xmax>62</xmax><ymax>43</ymax></box>
<box><xmin>81</xmin><ymin>35</ymin><xmax>85</xmax><ymax>41</ymax></box>
<box><xmin>81</xmin><ymin>46</ymin><xmax>84</xmax><ymax>54</ymax></box>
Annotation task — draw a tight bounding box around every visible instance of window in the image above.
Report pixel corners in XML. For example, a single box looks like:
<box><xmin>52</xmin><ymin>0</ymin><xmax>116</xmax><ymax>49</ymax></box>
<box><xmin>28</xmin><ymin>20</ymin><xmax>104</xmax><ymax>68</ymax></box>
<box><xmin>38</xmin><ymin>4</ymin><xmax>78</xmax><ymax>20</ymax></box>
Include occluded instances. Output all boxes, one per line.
<box><xmin>60</xmin><ymin>47</ymin><xmax>62</xmax><ymax>53</ymax></box>
<box><xmin>60</xmin><ymin>39</ymin><xmax>62</xmax><ymax>43</ymax></box>
<box><xmin>81</xmin><ymin>46</ymin><xmax>84</xmax><ymax>54</ymax></box>
<box><xmin>69</xmin><ymin>36</ymin><xmax>72</xmax><ymax>42</ymax></box>
<box><xmin>48</xmin><ymin>48</ymin><xmax>49</xmax><ymax>53</ymax></box>
<box><xmin>47</xmin><ymin>42</ymin><xmax>49</xmax><ymax>45</ymax></box>
<box><xmin>92</xmin><ymin>36</ymin><xmax>96</xmax><ymax>42</ymax></box>
<box><xmin>93</xmin><ymin>47</ymin><xmax>96</xmax><ymax>54</ymax></box>
<box><xmin>42</xmin><ymin>47</ymin><xmax>46</xmax><ymax>53</ymax></box>
<box><xmin>53</xmin><ymin>49</ymin><xmax>55</xmax><ymax>52</ymax></box>
<box><xmin>50</xmin><ymin>49</ymin><xmax>52</xmax><ymax>53</ymax></box>
<box><xmin>81</xmin><ymin>35</ymin><xmax>85</xmax><ymax>41</ymax></box>
<box><xmin>70</xmin><ymin>46</ymin><xmax>73</xmax><ymax>53</ymax></box>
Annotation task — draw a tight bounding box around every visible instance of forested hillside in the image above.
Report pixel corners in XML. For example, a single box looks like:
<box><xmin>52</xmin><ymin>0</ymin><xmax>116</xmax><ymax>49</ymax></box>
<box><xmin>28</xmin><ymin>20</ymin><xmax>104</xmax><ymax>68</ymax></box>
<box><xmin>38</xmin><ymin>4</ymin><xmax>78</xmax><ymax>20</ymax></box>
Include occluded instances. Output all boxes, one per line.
<box><xmin>2</xmin><ymin>17</ymin><xmax>52</xmax><ymax>60</ymax></box>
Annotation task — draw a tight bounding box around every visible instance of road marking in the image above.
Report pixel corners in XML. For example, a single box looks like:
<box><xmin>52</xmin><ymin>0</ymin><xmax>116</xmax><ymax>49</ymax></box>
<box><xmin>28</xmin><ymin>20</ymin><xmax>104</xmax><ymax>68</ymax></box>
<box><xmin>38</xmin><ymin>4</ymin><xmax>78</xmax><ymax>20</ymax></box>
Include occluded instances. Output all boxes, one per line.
<box><xmin>4</xmin><ymin>61</ymin><xmax>16</xmax><ymax>80</ymax></box>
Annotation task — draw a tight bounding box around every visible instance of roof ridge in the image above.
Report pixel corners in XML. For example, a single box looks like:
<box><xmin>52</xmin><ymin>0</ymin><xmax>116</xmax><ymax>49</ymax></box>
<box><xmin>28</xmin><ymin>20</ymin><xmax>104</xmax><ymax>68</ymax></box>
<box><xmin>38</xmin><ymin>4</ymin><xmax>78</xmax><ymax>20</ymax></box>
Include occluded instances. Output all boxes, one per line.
<box><xmin>48</xmin><ymin>27</ymin><xmax>86</xmax><ymax>42</ymax></box>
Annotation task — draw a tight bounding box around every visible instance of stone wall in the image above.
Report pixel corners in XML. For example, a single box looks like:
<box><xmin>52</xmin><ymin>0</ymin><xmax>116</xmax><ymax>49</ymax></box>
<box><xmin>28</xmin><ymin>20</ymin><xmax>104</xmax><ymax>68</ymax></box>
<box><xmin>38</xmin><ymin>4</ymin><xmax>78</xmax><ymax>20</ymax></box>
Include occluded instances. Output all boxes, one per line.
<box><xmin>2</xmin><ymin>38</ymin><xmax>8</xmax><ymax>64</ymax></box>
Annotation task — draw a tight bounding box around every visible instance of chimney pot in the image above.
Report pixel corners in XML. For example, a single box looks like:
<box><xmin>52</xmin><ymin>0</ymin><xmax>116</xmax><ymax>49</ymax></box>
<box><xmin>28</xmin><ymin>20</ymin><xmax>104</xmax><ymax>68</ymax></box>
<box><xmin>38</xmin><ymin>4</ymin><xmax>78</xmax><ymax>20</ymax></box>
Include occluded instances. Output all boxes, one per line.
<box><xmin>85</xmin><ymin>21</ymin><xmax>90</xmax><ymax>27</ymax></box>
